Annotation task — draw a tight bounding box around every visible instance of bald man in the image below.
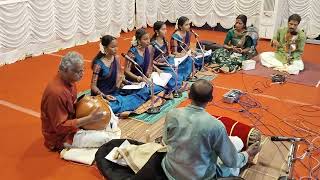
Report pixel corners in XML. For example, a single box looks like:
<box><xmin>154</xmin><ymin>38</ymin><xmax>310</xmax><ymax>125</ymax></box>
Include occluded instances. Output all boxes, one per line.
<box><xmin>161</xmin><ymin>79</ymin><xmax>260</xmax><ymax>179</ymax></box>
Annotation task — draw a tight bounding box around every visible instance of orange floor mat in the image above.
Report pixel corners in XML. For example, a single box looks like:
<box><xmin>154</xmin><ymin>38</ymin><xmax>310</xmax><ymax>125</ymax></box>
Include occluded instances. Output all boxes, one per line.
<box><xmin>0</xmin><ymin>26</ymin><xmax>319</xmax><ymax>179</ymax></box>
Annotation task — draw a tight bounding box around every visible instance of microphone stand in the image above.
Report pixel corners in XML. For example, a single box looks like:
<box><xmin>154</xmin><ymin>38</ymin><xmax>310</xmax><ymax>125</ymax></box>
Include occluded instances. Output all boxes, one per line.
<box><xmin>194</xmin><ymin>34</ymin><xmax>206</xmax><ymax>72</ymax></box>
<box><xmin>177</xmin><ymin>42</ymin><xmax>198</xmax><ymax>82</ymax></box>
<box><xmin>278</xmin><ymin>141</ymin><xmax>298</xmax><ymax>180</ymax></box>
<box><xmin>272</xmin><ymin>137</ymin><xmax>304</xmax><ymax>180</ymax></box>
<box><xmin>131</xmin><ymin>61</ymin><xmax>160</xmax><ymax>114</ymax></box>
<box><xmin>156</xmin><ymin>53</ymin><xmax>182</xmax><ymax>98</ymax></box>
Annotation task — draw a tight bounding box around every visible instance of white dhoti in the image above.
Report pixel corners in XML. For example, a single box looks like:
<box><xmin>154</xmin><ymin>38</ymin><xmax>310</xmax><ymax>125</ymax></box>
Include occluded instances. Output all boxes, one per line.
<box><xmin>60</xmin><ymin>126</ymin><xmax>121</xmax><ymax>165</ymax></box>
<box><xmin>60</xmin><ymin>107</ymin><xmax>121</xmax><ymax>165</ymax></box>
<box><xmin>260</xmin><ymin>52</ymin><xmax>304</xmax><ymax>75</ymax></box>
<box><xmin>65</xmin><ymin>106</ymin><xmax>121</xmax><ymax>148</ymax></box>
<box><xmin>70</xmin><ymin>127</ymin><xmax>121</xmax><ymax>148</ymax></box>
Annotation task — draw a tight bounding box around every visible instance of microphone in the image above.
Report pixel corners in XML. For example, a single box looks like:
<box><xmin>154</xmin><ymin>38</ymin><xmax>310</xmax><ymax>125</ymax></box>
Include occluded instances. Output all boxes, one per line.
<box><xmin>151</xmin><ymin>41</ymin><xmax>165</xmax><ymax>54</ymax></box>
<box><xmin>121</xmin><ymin>53</ymin><xmax>139</xmax><ymax>67</ymax></box>
<box><xmin>271</xmin><ymin>136</ymin><xmax>304</xmax><ymax>142</ymax></box>
<box><xmin>190</xmin><ymin>29</ymin><xmax>199</xmax><ymax>37</ymax></box>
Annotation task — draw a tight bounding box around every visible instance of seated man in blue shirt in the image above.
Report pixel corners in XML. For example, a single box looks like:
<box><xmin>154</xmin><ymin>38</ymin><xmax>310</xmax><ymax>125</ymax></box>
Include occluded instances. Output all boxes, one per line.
<box><xmin>161</xmin><ymin>79</ymin><xmax>260</xmax><ymax>179</ymax></box>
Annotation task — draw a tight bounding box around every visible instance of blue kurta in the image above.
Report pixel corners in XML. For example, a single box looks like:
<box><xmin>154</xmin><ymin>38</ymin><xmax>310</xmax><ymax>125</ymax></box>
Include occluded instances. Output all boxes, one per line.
<box><xmin>162</xmin><ymin>105</ymin><xmax>249</xmax><ymax>179</ymax></box>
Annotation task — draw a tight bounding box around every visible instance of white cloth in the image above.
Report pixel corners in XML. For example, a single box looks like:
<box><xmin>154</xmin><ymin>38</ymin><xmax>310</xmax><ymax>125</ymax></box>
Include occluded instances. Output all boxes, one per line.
<box><xmin>60</xmin><ymin>106</ymin><xmax>121</xmax><ymax>165</ymax></box>
<box><xmin>70</xmin><ymin>105</ymin><xmax>121</xmax><ymax>148</ymax></box>
<box><xmin>61</xmin><ymin>125</ymin><xmax>121</xmax><ymax>165</ymax></box>
<box><xmin>71</xmin><ymin>127</ymin><xmax>121</xmax><ymax>148</ymax></box>
<box><xmin>105</xmin><ymin>140</ymin><xmax>131</xmax><ymax>166</ymax></box>
<box><xmin>0</xmin><ymin>0</ymin><xmax>135</xmax><ymax>65</ymax></box>
<box><xmin>260</xmin><ymin>52</ymin><xmax>304</xmax><ymax>75</ymax></box>
<box><xmin>60</xmin><ymin>148</ymin><xmax>99</xmax><ymax>165</ymax></box>
<box><xmin>112</xmin><ymin>142</ymin><xmax>166</xmax><ymax>173</ymax></box>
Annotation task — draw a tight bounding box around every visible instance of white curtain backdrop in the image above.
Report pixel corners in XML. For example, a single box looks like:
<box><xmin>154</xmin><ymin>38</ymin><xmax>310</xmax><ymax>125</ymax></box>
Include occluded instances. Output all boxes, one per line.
<box><xmin>0</xmin><ymin>0</ymin><xmax>135</xmax><ymax>65</ymax></box>
<box><xmin>136</xmin><ymin>0</ymin><xmax>319</xmax><ymax>37</ymax></box>
<box><xmin>136</xmin><ymin>0</ymin><xmax>262</xmax><ymax>29</ymax></box>
<box><xmin>1</xmin><ymin>0</ymin><xmax>319</xmax><ymax>65</ymax></box>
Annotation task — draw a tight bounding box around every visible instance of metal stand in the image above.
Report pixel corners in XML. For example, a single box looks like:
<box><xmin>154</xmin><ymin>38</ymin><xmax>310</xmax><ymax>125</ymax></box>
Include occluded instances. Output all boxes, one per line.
<box><xmin>278</xmin><ymin>141</ymin><xmax>298</xmax><ymax>180</ymax></box>
<box><xmin>132</xmin><ymin>64</ymin><xmax>160</xmax><ymax>114</ymax></box>
<box><xmin>177</xmin><ymin>41</ymin><xmax>198</xmax><ymax>82</ymax></box>
<box><xmin>194</xmin><ymin>35</ymin><xmax>206</xmax><ymax>72</ymax></box>
<box><xmin>146</xmin><ymin>79</ymin><xmax>161</xmax><ymax>114</ymax></box>
<box><xmin>271</xmin><ymin>136</ymin><xmax>306</xmax><ymax>180</ymax></box>
<box><xmin>157</xmin><ymin>54</ymin><xmax>182</xmax><ymax>98</ymax></box>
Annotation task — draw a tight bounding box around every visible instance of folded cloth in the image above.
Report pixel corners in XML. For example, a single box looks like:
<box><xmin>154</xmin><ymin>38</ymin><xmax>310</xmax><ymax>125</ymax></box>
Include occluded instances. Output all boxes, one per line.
<box><xmin>95</xmin><ymin>139</ymin><xmax>167</xmax><ymax>180</ymax></box>
<box><xmin>60</xmin><ymin>148</ymin><xmax>98</xmax><ymax>165</ymax></box>
<box><xmin>105</xmin><ymin>140</ymin><xmax>131</xmax><ymax>166</ymax></box>
<box><xmin>116</xmin><ymin>142</ymin><xmax>166</xmax><ymax>173</ymax></box>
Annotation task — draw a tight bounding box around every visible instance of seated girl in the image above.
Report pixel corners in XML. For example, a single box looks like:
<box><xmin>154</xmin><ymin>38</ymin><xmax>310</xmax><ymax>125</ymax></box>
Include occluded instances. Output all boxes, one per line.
<box><xmin>125</xmin><ymin>28</ymin><xmax>164</xmax><ymax>95</ymax></box>
<box><xmin>210</xmin><ymin>14</ymin><xmax>257</xmax><ymax>73</ymax></box>
<box><xmin>91</xmin><ymin>35</ymin><xmax>151</xmax><ymax>114</ymax></box>
<box><xmin>151</xmin><ymin>21</ymin><xmax>187</xmax><ymax>94</ymax></box>
<box><xmin>170</xmin><ymin>16</ymin><xmax>196</xmax><ymax>81</ymax></box>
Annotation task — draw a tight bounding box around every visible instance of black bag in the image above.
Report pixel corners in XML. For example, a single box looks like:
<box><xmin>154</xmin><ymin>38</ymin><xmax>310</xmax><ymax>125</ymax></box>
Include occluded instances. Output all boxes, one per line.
<box><xmin>95</xmin><ymin>139</ymin><xmax>167</xmax><ymax>180</ymax></box>
<box><xmin>196</xmin><ymin>40</ymin><xmax>223</xmax><ymax>51</ymax></box>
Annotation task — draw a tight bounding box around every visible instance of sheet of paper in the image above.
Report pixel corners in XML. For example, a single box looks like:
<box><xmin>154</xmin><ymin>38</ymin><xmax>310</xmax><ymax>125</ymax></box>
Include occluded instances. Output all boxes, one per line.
<box><xmin>105</xmin><ymin>140</ymin><xmax>131</xmax><ymax>166</ymax></box>
<box><xmin>195</xmin><ymin>49</ymin><xmax>212</xmax><ymax>59</ymax></box>
<box><xmin>150</xmin><ymin>72</ymin><xmax>172</xmax><ymax>87</ymax></box>
<box><xmin>174</xmin><ymin>54</ymin><xmax>189</xmax><ymax>67</ymax></box>
<box><xmin>122</xmin><ymin>82</ymin><xmax>146</xmax><ymax>90</ymax></box>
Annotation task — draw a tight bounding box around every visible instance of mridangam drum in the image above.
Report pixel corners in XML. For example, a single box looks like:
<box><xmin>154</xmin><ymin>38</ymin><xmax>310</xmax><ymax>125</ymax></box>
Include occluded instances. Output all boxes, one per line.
<box><xmin>214</xmin><ymin>115</ymin><xmax>261</xmax><ymax>150</ymax></box>
<box><xmin>75</xmin><ymin>95</ymin><xmax>111</xmax><ymax>130</ymax></box>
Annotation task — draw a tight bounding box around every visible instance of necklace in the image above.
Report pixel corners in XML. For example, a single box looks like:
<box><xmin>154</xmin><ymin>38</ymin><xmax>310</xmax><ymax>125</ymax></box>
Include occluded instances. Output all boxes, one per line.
<box><xmin>103</xmin><ymin>55</ymin><xmax>113</xmax><ymax>67</ymax></box>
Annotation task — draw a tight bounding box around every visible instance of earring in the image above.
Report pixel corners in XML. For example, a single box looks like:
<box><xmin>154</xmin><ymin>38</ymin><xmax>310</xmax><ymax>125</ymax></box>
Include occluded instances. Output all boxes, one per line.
<box><xmin>137</xmin><ymin>42</ymin><xmax>142</xmax><ymax>48</ymax></box>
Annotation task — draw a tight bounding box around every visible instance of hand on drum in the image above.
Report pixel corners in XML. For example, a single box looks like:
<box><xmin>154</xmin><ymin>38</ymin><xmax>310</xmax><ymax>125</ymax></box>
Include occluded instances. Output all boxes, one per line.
<box><xmin>246</xmin><ymin>141</ymin><xmax>261</xmax><ymax>157</ymax></box>
<box><xmin>89</xmin><ymin>107</ymin><xmax>105</xmax><ymax>122</ymax></box>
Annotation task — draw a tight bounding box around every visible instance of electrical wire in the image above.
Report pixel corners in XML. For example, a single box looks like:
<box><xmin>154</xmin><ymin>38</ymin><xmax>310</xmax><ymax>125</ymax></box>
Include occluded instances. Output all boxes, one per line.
<box><xmin>210</xmin><ymin>72</ymin><xmax>320</xmax><ymax>178</ymax></box>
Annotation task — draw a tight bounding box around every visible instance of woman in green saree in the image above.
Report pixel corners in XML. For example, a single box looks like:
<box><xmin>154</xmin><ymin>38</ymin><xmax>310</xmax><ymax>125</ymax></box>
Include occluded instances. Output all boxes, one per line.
<box><xmin>210</xmin><ymin>14</ymin><xmax>257</xmax><ymax>73</ymax></box>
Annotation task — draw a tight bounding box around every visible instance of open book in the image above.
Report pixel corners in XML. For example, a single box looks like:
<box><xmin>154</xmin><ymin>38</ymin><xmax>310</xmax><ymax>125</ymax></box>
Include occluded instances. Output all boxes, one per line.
<box><xmin>174</xmin><ymin>54</ymin><xmax>189</xmax><ymax>67</ymax></box>
<box><xmin>150</xmin><ymin>72</ymin><xmax>172</xmax><ymax>87</ymax></box>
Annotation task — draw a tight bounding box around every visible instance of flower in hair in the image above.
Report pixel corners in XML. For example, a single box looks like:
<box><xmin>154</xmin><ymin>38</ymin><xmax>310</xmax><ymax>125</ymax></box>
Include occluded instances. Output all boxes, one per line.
<box><xmin>99</xmin><ymin>43</ymin><xmax>106</xmax><ymax>54</ymax></box>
